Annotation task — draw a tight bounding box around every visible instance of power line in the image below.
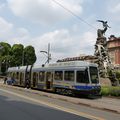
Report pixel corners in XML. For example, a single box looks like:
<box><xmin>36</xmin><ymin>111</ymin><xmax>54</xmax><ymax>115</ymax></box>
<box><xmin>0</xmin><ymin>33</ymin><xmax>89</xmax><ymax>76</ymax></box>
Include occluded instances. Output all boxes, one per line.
<box><xmin>51</xmin><ymin>0</ymin><xmax>97</xmax><ymax>30</ymax></box>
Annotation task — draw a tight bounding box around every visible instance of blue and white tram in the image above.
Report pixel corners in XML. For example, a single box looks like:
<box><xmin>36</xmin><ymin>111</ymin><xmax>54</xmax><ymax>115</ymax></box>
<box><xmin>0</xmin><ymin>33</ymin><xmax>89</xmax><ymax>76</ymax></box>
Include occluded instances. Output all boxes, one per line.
<box><xmin>7</xmin><ymin>61</ymin><xmax>101</xmax><ymax>96</ymax></box>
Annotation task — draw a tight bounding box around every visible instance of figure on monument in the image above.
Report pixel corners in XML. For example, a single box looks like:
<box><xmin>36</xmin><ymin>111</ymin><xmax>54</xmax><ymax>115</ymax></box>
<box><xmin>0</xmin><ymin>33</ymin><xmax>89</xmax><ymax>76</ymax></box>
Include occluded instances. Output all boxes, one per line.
<box><xmin>97</xmin><ymin>20</ymin><xmax>111</xmax><ymax>29</ymax></box>
<box><xmin>97</xmin><ymin>20</ymin><xmax>111</xmax><ymax>38</ymax></box>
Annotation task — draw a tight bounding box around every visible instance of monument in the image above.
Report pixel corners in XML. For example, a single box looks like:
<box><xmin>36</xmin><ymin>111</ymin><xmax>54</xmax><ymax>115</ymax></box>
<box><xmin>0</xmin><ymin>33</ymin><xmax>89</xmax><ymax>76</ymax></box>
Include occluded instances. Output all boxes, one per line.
<box><xmin>94</xmin><ymin>20</ymin><xmax>112</xmax><ymax>77</ymax></box>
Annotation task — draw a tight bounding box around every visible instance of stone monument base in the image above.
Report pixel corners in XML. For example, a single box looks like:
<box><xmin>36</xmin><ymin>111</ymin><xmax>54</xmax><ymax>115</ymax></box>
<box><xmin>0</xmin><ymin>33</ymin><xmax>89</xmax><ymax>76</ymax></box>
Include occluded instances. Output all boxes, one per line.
<box><xmin>100</xmin><ymin>77</ymin><xmax>112</xmax><ymax>86</ymax></box>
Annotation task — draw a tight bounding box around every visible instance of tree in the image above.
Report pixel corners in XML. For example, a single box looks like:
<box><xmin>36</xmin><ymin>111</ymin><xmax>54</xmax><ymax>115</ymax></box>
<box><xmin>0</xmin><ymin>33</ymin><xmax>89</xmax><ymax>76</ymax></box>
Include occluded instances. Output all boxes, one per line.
<box><xmin>0</xmin><ymin>42</ymin><xmax>36</xmax><ymax>74</ymax></box>
<box><xmin>0</xmin><ymin>42</ymin><xmax>11</xmax><ymax>56</ymax></box>
<box><xmin>24</xmin><ymin>45</ymin><xmax>36</xmax><ymax>65</ymax></box>
<box><xmin>0</xmin><ymin>42</ymin><xmax>11</xmax><ymax>74</ymax></box>
<box><xmin>11</xmin><ymin>44</ymin><xmax>24</xmax><ymax>66</ymax></box>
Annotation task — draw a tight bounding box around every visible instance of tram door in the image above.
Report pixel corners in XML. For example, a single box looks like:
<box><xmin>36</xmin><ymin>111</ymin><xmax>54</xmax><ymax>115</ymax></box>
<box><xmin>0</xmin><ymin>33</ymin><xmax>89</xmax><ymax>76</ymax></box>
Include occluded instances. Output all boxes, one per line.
<box><xmin>46</xmin><ymin>72</ymin><xmax>53</xmax><ymax>89</ymax></box>
<box><xmin>25</xmin><ymin>65</ymin><xmax>33</xmax><ymax>88</ymax></box>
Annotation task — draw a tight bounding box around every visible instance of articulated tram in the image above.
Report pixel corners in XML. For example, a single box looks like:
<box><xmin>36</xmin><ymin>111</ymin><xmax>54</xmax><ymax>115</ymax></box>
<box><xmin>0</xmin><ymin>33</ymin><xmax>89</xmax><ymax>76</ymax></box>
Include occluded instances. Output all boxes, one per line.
<box><xmin>7</xmin><ymin>61</ymin><xmax>101</xmax><ymax>96</ymax></box>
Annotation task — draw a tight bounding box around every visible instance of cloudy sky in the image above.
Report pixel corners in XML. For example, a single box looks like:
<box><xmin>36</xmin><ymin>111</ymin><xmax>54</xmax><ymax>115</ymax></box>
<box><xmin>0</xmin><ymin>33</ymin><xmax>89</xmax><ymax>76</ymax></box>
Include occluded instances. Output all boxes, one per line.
<box><xmin>0</xmin><ymin>0</ymin><xmax>120</xmax><ymax>64</ymax></box>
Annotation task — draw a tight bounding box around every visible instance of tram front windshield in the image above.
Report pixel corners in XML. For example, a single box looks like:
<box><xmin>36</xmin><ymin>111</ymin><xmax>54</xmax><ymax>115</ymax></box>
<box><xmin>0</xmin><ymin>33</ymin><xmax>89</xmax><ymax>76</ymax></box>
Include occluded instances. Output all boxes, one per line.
<box><xmin>76</xmin><ymin>69</ymin><xmax>89</xmax><ymax>83</ymax></box>
<box><xmin>89</xmin><ymin>67</ymin><xmax>99</xmax><ymax>84</ymax></box>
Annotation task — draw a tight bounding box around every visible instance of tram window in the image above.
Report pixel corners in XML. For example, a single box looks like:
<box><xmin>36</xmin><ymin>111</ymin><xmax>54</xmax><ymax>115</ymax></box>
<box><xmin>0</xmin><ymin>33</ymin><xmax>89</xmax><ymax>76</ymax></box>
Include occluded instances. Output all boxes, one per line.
<box><xmin>20</xmin><ymin>72</ymin><xmax>23</xmax><ymax>80</ymax></box>
<box><xmin>76</xmin><ymin>70</ymin><xmax>89</xmax><ymax>83</ymax></box>
<box><xmin>64</xmin><ymin>71</ymin><xmax>74</xmax><ymax>81</ymax></box>
<box><xmin>13</xmin><ymin>73</ymin><xmax>15</xmax><ymax>78</ymax></box>
<box><xmin>39</xmin><ymin>71</ymin><xmax>45</xmax><ymax>82</ymax></box>
<box><xmin>33</xmin><ymin>72</ymin><xmax>38</xmax><ymax>81</ymax></box>
<box><xmin>46</xmin><ymin>72</ymin><xmax>52</xmax><ymax>81</ymax></box>
<box><xmin>16</xmin><ymin>72</ymin><xmax>19</xmax><ymax>79</ymax></box>
<box><xmin>54</xmin><ymin>71</ymin><xmax>63</xmax><ymax>81</ymax></box>
<box><xmin>89</xmin><ymin>67</ymin><xmax>99</xmax><ymax>84</ymax></box>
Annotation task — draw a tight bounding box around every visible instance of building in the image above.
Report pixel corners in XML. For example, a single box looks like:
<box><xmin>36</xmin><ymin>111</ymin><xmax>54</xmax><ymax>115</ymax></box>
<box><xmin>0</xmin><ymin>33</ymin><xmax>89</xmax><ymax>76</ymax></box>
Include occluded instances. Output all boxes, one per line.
<box><xmin>107</xmin><ymin>35</ymin><xmax>120</xmax><ymax>67</ymax></box>
<box><xmin>57</xmin><ymin>55</ymin><xmax>97</xmax><ymax>63</ymax></box>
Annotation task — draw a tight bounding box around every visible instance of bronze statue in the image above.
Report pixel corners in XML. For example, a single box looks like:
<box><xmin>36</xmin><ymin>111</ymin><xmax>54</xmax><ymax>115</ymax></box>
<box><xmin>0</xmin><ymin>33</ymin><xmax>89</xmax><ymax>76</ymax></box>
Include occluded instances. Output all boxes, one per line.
<box><xmin>97</xmin><ymin>20</ymin><xmax>111</xmax><ymax>29</ymax></box>
<box><xmin>97</xmin><ymin>20</ymin><xmax>110</xmax><ymax>38</ymax></box>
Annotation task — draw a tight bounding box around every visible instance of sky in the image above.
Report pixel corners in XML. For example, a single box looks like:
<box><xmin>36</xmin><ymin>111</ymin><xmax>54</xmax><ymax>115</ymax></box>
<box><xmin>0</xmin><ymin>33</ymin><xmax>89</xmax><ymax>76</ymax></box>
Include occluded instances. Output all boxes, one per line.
<box><xmin>0</xmin><ymin>0</ymin><xmax>120</xmax><ymax>65</ymax></box>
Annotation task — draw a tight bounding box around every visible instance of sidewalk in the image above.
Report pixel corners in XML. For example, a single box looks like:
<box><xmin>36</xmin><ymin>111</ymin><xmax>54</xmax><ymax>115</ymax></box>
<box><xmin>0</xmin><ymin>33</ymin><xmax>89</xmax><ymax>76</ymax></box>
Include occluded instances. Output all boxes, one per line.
<box><xmin>0</xmin><ymin>83</ymin><xmax>120</xmax><ymax>114</ymax></box>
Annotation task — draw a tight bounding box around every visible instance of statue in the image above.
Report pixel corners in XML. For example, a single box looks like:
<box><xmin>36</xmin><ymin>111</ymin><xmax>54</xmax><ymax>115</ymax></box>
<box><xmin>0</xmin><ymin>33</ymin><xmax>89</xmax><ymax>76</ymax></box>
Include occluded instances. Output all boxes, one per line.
<box><xmin>94</xmin><ymin>20</ymin><xmax>118</xmax><ymax>85</ymax></box>
<box><xmin>97</xmin><ymin>20</ymin><xmax>111</xmax><ymax>38</ymax></box>
<box><xmin>94</xmin><ymin>20</ymin><xmax>111</xmax><ymax>77</ymax></box>
<box><xmin>97</xmin><ymin>20</ymin><xmax>111</xmax><ymax>29</ymax></box>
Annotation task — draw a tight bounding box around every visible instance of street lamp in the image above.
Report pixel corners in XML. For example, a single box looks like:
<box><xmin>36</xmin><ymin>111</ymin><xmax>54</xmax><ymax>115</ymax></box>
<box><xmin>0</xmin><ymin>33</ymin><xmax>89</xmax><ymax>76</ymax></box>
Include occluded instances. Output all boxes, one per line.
<box><xmin>40</xmin><ymin>43</ymin><xmax>51</xmax><ymax>65</ymax></box>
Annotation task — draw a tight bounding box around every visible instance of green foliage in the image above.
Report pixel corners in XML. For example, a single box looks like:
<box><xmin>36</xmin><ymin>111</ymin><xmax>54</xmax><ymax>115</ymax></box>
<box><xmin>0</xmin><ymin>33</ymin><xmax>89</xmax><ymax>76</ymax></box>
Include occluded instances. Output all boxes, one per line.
<box><xmin>0</xmin><ymin>42</ymin><xmax>11</xmax><ymax>56</ymax></box>
<box><xmin>116</xmin><ymin>71</ymin><xmax>120</xmax><ymax>82</ymax></box>
<box><xmin>101</xmin><ymin>86</ymin><xmax>120</xmax><ymax>96</ymax></box>
<box><xmin>0</xmin><ymin>42</ymin><xmax>36</xmax><ymax>74</ymax></box>
<box><xmin>11</xmin><ymin>44</ymin><xmax>24</xmax><ymax>66</ymax></box>
<box><xmin>107</xmin><ymin>69</ymin><xmax>118</xmax><ymax>86</ymax></box>
<box><xmin>101</xmin><ymin>87</ymin><xmax>110</xmax><ymax>96</ymax></box>
<box><xmin>24</xmin><ymin>46</ymin><xmax>36</xmax><ymax>65</ymax></box>
<box><xmin>0</xmin><ymin>42</ymin><xmax>11</xmax><ymax>74</ymax></box>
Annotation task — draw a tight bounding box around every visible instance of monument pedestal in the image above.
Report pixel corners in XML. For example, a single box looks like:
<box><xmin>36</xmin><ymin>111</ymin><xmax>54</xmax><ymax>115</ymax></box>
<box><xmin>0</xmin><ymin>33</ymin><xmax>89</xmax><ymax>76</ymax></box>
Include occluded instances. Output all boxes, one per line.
<box><xmin>100</xmin><ymin>77</ymin><xmax>112</xmax><ymax>86</ymax></box>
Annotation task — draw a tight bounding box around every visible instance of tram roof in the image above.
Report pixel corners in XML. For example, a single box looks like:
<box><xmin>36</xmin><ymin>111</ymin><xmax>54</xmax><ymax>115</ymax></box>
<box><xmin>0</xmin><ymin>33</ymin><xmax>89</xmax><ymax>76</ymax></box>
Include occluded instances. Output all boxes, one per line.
<box><xmin>33</xmin><ymin>61</ymin><xmax>97</xmax><ymax>69</ymax></box>
<box><xmin>7</xmin><ymin>61</ymin><xmax>98</xmax><ymax>72</ymax></box>
<box><xmin>7</xmin><ymin>66</ymin><xmax>30</xmax><ymax>72</ymax></box>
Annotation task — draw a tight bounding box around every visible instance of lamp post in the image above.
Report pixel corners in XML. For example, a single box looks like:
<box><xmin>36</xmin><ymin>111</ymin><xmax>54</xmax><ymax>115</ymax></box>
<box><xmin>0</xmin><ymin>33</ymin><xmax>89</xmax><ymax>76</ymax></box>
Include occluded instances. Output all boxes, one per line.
<box><xmin>40</xmin><ymin>43</ymin><xmax>51</xmax><ymax>65</ymax></box>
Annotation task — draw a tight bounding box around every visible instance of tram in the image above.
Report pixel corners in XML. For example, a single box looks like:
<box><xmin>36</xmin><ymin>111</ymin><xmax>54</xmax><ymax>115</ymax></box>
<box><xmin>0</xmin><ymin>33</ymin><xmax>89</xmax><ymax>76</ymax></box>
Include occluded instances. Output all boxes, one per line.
<box><xmin>7</xmin><ymin>61</ymin><xmax>101</xmax><ymax>96</ymax></box>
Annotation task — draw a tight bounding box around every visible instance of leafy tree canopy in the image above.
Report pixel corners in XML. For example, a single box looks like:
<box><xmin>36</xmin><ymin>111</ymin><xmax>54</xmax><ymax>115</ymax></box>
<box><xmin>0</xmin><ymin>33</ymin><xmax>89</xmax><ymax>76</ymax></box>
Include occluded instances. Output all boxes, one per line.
<box><xmin>11</xmin><ymin>44</ymin><xmax>24</xmax><ymax>66</ymax></box>
<box><xmin>0</xmin><ymin>42</ymin><xmax>11</xmax><ymax>56</ymax></box>
<box><xmin>24</xmin><ymin>45</ymin><xmax>36</xmax><ymax>65</ymax></box>
<box><xmin>0</xmin><ymin>42</ymin><xmax>36</xmax><ymax>74</ymax></box>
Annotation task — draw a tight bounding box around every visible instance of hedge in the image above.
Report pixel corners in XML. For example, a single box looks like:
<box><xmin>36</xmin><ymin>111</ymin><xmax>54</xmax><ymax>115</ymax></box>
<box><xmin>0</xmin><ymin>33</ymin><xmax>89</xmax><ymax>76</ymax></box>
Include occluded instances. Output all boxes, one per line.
<box><xmin>101</xmin><ymin>86</ymin><xmax>120</xmax><ymax>97</ymax></box>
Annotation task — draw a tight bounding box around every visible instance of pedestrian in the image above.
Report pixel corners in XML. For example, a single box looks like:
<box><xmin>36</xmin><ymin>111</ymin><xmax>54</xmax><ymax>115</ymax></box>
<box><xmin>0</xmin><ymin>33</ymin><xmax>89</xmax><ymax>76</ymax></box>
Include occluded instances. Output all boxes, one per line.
<box><xmin>26</xmin><ymin>79</ymin><xmax>30</xmax><ymax>88</ymax></box>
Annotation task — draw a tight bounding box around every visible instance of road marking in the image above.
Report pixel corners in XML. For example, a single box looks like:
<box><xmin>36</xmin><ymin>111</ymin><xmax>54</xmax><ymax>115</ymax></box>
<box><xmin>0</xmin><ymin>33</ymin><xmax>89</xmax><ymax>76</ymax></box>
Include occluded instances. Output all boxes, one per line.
<box><xmin>0</xmin><ymin>88</ymin><xmax>105</xmax><ymax>120</ymax></box>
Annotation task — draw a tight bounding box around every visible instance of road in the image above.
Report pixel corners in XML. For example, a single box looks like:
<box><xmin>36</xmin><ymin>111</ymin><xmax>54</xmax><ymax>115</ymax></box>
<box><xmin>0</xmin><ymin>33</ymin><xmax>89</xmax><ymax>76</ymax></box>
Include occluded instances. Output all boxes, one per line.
<box><xmin>0</xmin><ymin>85</ymin><xmax>120</xmax><ymax>120</ymax></box>
<box><xmin>0</xmin><ymin>88</ymin><xmax>92</xmax><ymax>120</ymax></box>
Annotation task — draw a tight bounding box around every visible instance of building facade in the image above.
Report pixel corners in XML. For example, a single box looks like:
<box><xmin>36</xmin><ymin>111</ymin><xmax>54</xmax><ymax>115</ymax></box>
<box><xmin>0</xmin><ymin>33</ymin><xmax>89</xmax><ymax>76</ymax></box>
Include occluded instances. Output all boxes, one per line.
<box><xmin>107</xmin><ymin>35</ymin><xmax>120</xmax><ymax>67</ymax></box>
<box><xmin>57</xmin><ymin>55</ymin><xmax>97</xmax><ymax>63</ymax></box>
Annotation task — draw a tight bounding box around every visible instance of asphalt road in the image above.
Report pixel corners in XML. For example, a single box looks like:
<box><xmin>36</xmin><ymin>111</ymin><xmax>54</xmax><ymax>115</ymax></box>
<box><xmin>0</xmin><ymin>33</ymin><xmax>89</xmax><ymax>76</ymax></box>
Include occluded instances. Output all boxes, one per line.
<box><xmin>0</xmin><ymin>85</ymin><xmax>120</xmax><ymax>120</ymax></box>
<box><xmin>0</xmin><ymin>89</ymin><xmax>90</xmax><ymax>120</ymax></box>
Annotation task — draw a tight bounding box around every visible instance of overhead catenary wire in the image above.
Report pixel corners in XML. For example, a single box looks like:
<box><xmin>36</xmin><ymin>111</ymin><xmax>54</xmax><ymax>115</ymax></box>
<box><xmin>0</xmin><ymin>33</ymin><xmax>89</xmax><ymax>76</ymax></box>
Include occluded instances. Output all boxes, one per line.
<box><xmin>51</xmin><ymin>0</ymin><xmax>97</xmax><ymax>30</ymax></box>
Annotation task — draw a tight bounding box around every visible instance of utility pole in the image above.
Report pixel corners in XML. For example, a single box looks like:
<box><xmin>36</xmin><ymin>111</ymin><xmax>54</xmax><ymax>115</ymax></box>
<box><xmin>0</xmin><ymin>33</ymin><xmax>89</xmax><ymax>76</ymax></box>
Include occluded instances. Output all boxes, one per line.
<box><xmin>47</xmin><ymin>43</ymin><xmax>50</xmax><ymax>64</ymax></box>
<box><xmin>40</xmin><ymin>43</ymin><xmax>51</xmax><ymax>65</ymax></box>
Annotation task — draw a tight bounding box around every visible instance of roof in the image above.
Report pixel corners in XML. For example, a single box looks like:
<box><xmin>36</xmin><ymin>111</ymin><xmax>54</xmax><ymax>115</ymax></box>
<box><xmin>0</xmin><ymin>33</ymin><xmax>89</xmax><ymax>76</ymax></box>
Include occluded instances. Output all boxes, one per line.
<box><xmin>8</xmin><ymin>61</ymin><xmax>98</xmax><ymax>72</ymax></box>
